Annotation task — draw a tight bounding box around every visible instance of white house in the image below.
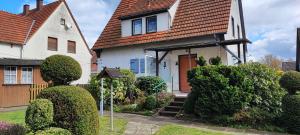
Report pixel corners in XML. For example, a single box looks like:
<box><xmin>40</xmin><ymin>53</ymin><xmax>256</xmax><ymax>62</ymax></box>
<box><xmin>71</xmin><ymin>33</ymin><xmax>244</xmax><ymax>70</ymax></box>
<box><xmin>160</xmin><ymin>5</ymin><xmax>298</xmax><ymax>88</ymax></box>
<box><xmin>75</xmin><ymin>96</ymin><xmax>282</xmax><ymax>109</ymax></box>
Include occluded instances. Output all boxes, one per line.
<box><xmin>0</xmin><ymin>0</ymin><xmax>91</xmax><ymax>108</ymax></box>
<box><xmin>92</xmin><ymin>0</ymin><xmax>250</xmax><ymax>94</ymax></box>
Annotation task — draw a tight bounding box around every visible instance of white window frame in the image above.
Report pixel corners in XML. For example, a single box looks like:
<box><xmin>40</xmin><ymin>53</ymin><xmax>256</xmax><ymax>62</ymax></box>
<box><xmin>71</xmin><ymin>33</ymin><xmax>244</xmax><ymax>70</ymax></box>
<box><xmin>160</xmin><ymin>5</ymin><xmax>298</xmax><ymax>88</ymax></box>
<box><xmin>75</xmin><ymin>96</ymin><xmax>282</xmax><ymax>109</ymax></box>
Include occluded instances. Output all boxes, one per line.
<box><xmin>4</xmin><ymin>66</ymin><xmax>17</xmax><ymax>84</ymax></box>
<box><xmin>21</xmin><ymin>67</ymin><xmax>33</xmax><ymax>84</ymax></box>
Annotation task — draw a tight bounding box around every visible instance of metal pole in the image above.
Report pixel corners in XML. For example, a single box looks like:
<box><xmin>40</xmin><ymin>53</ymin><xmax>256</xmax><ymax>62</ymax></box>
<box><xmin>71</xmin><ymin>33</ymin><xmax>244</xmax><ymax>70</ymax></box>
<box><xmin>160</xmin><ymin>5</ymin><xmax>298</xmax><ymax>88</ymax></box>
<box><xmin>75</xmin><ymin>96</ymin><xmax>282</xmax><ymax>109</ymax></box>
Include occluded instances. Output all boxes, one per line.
<box><xmin>100</xmin><ymin>78</ymin><xmax>104</xmax><ymax>116</ymax></box>
<box><xmin>110</xmin><ymin>79</ymin><xmax>114</xmax><ymax>131</ymax></box>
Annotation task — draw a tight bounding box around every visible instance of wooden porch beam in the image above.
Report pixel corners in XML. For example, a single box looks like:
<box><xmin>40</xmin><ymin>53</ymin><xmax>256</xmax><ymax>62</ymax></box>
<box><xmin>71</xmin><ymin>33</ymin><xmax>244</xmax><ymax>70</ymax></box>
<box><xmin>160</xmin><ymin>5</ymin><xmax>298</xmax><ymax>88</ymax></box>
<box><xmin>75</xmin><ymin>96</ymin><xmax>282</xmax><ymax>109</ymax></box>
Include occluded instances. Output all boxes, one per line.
<box><xmin>158</xmin><ymin>51</ymin><xmax>169</xmax><ymax>64</ymax></box>
<box><xmin>222</xmin><ymin>45</ymin><xmax>242</xmax><ymax>64</ymax></box>
<box><xmin>155</xmin><ymin>51</ymin><xmax>159</xmax><ymax>76</ymax></box>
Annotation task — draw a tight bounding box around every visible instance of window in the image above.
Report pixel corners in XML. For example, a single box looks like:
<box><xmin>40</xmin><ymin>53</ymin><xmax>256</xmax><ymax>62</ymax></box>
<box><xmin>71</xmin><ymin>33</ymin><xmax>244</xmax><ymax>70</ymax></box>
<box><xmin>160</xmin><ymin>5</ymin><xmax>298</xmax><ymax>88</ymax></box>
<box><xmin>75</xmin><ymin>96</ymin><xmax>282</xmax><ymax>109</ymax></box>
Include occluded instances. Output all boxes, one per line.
<box><xmin>231</xmin><ymin>17</ymin><xmax>235</xmax><ymax>37</ymax></box>
<box><xmin>21</xmin><ymin>67</ymin><xmax>33</xmax><ymax>84</ymax></box>
<box><xmin>146</xmin><ymin>56</ymin><xmax>156</xmax><ymax>75</ymax></box>
<box><xmin>132</xmin><ymin>19</ymin><xmax>142</xmax><ymax>35</ymax></box>
<box><xmin>48</xmin><ymin>37</ymin><xmax>58</xmax><ymax>51</ymax></box>
<box><xmin>4</xmin><ymin>66</ymin><xmax>17</xmax><ymax>84</ymax></box>
<box><xmin>60</xmin><ymin>18</ymin><xmax>65</xmax><ymax>25</ymax></box>
<box><xmin>130</xmin><ymin>59</ymin><xmax>139</xmax><ymax>74</ymax></box>
<box><xmin>237</xmin><ymin>25</ymin><xmax>241</xmax><ymax>39</ymax></box>
<box><xmin>146</xmin><ymin>16</ymin><xmax>157</xmax><ymax>33</ymax></box>
<box><xmin>68</xmin><ymin>40</ymin><xmax>76</xmax><ymax>53</ymax></box>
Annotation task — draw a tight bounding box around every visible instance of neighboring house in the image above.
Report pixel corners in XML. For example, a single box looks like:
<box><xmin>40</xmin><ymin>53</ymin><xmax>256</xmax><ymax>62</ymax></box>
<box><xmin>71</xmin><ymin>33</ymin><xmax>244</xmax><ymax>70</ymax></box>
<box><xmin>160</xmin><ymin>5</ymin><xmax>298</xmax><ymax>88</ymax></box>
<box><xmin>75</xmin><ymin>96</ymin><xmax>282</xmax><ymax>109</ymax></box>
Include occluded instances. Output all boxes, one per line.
<box><xmin>92</xmin><ymin>0</ymin><xmax>250</xmax><ymax>93</ymax></box>
<box><xmin>0</xmin><ymin>0</ymin><xmax>91</xmax><ymax>108</ymax></box>
<box><xmin>91</xmin><ymin>51</ymin><xmax>99</xmax><ymax>75</ymax></box>
<box><xmin>282</xmin><ymin>61</ymin><xmax>296</xmax><ymax>71</ymax></box>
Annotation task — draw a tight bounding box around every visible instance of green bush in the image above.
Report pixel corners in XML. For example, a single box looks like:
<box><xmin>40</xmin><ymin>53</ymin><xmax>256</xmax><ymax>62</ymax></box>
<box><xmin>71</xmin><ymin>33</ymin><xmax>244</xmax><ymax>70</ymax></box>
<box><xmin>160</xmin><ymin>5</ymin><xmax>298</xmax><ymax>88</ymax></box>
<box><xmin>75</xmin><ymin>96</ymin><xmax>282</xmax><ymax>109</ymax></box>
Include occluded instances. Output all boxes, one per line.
<box><xmin>40</xmin><ymin>55</ymin><xmax>82</xmax><ymax>85</ymax></box>
<box><xmin>281</xmin><ymin>94</ymin><xmax>300</xmax><ymax>134</ymax></box>
<box><xmin>157</xmin><ymin>92</ymin><xmax>174</xmax><ymax>108</ymax></box>
<box><xmin>87</xmin><ymin>69</ymin><xmax>140</xmax><ymax>107</ymax></box>
<box><xmin>38</xmin><ymin>86</ymin><xmax>99</xmax><ymax>135</ymax></box>
<box><xmin>136</xmin><ymin>76</ymin><xmax>167</xmax><ymax>95</ymax></box>
<box><xmin>209</xmin><ymin>56</ymin><xmax>222</xmax><ymax>65</ymax></box>
<box><xmin>144</xmin><ymin>95</ymin><xmax>157</xmax><ymax>110</ymax></box>
<box><xmin>25</xmin><ymin>99</ymin><xmax>54</xmax><ymax>131</ymax></box>
<box><xmin>240</xmin><ymin>63</ymin><xmax>285</xmax><ymax>116</ymax></box>
<box><xmin>196</xmin><ymin>56</ymin><xmax>207</xmax><ymax>66</ymax></box>
<box><xmin>35</xmin><ymin>127</ymin><xmax>71</xmax><ymax>135</ymax></box>
<box><xmin>186</xmin><ymin>63</ymin><xmax>285</xmax><ymax>121</ymax></box>
<box><xmin>280</xmin><ymin>71</ymin><xmax>300</xmax><ymax>95</ymax></box>
<box><xmin>183</xmin><ymin>91</ymin><xmax>197</xmax><ymax>114</ymax></box>
<box><xmin>188</xmin><ymin>66</ymin><xmax>252</xmax><ymax>117</ymax></box>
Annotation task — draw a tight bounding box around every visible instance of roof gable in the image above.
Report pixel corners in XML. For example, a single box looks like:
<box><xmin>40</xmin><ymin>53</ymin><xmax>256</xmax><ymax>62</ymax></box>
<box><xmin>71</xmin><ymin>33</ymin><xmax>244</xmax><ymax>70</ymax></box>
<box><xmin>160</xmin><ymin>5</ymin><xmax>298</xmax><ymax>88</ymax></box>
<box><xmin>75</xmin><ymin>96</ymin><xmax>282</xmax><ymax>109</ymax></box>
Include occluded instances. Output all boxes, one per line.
<box><xmin>93</xmin><ymin>0</ymin><xmax>232</xmax><ymax>50</ymax></box>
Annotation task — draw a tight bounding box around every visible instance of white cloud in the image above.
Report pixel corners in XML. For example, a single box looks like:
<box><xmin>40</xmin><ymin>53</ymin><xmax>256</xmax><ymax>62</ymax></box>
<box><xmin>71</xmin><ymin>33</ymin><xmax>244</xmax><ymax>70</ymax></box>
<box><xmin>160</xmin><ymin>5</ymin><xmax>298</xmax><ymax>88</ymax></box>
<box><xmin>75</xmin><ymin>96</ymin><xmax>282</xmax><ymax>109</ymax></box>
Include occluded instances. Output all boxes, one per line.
<box><xmin>244</xmin><ymin>0</ymin><xmax>300</xmax><ymax>61</ymax></box>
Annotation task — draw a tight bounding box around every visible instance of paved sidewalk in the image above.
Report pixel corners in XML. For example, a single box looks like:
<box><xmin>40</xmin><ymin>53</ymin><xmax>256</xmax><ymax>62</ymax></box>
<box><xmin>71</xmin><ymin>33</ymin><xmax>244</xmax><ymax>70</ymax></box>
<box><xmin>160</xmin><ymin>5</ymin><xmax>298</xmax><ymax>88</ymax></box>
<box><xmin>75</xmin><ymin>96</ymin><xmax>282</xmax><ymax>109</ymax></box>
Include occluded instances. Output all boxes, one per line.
<box><xmin>105</xmin><ymin>112</ymin><xmax>289</xmax><ymax>135</ymax></box>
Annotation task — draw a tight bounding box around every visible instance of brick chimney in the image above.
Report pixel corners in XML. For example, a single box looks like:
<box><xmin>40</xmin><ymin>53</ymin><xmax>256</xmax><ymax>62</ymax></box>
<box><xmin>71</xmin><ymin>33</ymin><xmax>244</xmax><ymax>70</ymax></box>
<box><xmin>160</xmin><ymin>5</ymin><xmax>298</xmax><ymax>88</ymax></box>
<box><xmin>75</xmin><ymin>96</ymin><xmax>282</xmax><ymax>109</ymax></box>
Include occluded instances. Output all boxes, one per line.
<box><xmin>36</xmin><ymin>0</ymin><xmax>43</xmax><ymax>10</ymax></box>
<box><xmin>23</xmin><ymin>4</ymin><xmax>30</xmax><ymax>15</ymax></box>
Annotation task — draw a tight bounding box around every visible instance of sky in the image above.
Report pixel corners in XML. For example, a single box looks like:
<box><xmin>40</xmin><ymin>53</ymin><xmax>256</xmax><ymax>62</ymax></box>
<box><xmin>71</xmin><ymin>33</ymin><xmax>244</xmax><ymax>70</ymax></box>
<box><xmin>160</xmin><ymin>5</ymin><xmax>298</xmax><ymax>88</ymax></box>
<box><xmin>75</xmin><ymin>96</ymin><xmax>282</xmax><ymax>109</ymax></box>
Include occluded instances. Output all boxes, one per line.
<box><xmin>1</xmin><ymin>0</ymin><xmax>300</xmax><ymax>61</ymax></box>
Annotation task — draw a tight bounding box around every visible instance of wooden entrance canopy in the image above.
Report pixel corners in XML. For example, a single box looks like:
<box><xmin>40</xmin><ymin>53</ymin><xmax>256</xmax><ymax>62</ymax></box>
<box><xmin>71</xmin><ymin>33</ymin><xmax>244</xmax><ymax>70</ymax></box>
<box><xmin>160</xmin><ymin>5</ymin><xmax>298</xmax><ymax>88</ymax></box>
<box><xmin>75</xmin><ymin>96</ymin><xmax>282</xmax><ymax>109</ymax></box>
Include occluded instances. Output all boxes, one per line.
<box><xmin>145</xmin><ymin>35</ymin><xmax>251</xmax><ymax>76</ymax></box>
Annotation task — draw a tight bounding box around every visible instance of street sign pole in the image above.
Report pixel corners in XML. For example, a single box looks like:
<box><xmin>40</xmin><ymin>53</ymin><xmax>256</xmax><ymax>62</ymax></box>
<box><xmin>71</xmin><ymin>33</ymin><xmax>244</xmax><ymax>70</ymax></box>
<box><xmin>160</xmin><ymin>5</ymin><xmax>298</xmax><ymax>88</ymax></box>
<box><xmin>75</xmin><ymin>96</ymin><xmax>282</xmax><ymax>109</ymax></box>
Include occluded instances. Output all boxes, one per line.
<box><xmin>110</xmin><ymin>79</ymin><xmax>114</xmax><ymax>131</ymax></box>
<box><xmin>100</xmin><ymin>78</ymin><xmax>104</xmax><ymax>116</ymax></box>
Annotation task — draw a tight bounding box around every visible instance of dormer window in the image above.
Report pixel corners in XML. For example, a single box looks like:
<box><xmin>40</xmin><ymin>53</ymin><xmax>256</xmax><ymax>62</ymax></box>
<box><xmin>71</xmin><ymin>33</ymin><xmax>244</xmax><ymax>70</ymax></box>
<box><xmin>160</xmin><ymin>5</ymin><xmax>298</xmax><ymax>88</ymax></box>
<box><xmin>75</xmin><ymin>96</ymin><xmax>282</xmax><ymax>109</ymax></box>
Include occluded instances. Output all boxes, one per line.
<box><xmin>146</xmin><ymin>16</ymin><xmax>157</xmax><ymax>33</ymax></box>
<box><xmin>132</xmin><ymin>19</ymin><xmax>142</xmax><ymax>35</ymax></box>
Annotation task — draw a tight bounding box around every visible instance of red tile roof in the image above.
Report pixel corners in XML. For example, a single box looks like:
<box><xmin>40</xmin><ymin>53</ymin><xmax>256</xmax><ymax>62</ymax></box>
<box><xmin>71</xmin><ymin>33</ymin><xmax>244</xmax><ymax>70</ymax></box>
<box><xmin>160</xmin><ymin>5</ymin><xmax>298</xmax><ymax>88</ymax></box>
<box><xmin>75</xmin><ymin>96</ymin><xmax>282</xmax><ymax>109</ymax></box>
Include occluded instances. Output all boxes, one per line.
<box><xmin>0</xmin><ymin>0</ymin><xmax>62</xmax><ymax>45</ymax></box>
<box><xmin>93</xmin><ymin>0</ymin><xmax>232</xmax><ymax>50</ymax></box>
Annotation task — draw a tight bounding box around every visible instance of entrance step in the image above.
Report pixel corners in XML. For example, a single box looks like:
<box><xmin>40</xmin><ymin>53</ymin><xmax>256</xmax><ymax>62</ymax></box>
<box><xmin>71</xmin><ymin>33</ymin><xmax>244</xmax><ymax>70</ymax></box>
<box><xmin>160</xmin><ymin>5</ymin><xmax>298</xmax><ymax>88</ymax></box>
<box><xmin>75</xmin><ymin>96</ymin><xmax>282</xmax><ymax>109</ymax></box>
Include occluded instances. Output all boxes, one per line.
<box><xmin>158</xmin><ymin>96</ymin><xmax>187</xmax><ymax>117</ymax></box>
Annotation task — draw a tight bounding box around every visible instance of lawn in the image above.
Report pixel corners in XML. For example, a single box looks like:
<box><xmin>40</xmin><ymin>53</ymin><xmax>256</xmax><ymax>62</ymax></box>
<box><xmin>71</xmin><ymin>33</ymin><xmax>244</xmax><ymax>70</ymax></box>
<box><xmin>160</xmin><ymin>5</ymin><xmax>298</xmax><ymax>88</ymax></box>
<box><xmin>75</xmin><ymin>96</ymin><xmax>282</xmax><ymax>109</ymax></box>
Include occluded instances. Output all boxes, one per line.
<box><xmin>154</xmin><ymin>124</ymin><xmax>230</xmax><ymax>135</ymax></box>
<box><xmin>0</xmin><ymin>110</ymin><xmax>128</xmax><ymax>135</ymax></box>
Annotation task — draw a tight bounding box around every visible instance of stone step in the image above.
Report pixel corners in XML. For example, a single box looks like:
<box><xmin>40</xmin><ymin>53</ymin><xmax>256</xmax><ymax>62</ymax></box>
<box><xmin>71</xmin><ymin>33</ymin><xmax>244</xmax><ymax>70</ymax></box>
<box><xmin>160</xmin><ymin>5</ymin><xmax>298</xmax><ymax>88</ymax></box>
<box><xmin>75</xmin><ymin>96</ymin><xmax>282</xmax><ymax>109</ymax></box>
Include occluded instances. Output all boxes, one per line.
<box><xmin>164</xmin><ymin>106</ymin><xmax>182</xmax><ymax>112</ymax></box>
<box><xmin>159</xmin><ymin>111</ymin><xmax>178</xmax><ymax>117</ymax></box>
<box><xmin>170</xmin><ymin>101</ymin><xmax>184</xmax><ymax>106</ymax></box>
<box><xmin>174</xmin><ymin>97</ymin><xmax>187</xmax><ymax>102</ymax></box>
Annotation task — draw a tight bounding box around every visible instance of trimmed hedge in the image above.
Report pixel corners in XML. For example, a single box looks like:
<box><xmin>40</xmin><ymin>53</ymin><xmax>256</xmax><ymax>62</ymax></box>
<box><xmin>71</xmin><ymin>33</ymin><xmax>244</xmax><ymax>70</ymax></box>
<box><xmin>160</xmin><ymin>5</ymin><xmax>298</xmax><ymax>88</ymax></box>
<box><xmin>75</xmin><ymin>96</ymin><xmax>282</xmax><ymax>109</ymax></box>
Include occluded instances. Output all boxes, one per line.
<box><xmin>136</xmin><ymin>76</ymin><xmax>167</xmax><ymax>95</ymax></box>
<box><xmin>35</xmin><ymin>127</ymin><xmax>71</xmax><ymax>135</ymax></box>
<box><xmin>282</xmin><ymin>94</ymin><xmax>300</xmax><ymax>134</ymax></box>
<box><xmin>185</xmin><ymin>63</ymin><xmax>285</xmax><ymax>121</ymax></box>
<box><xmin>38</xmin><ymin>86</ymin><xmax>99</xmax><ymax>135</ymax></box>
<box><xmin>25</xmin><ymin>99</ymin><xmax>54</xmax><ymax>131</ymax></box>
<box><xmin>41</xmin><ymin>55</ymin><xmax>82</xmax><ymax>85</ymax></box>
<box><xmin>280</xmin><ymin>71</ymin><xmax>300</xmax><ymax>95</ymax></box>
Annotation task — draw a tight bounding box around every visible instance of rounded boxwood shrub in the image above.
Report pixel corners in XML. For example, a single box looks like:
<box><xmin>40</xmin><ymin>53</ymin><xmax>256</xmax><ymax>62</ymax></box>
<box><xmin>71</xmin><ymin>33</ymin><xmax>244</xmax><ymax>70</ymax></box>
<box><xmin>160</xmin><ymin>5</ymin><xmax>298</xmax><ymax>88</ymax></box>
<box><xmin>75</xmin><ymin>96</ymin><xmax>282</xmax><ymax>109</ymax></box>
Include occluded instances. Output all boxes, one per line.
<box><xmin>25</xmin><ymin>99</ymin><xmax>54</xmax><ymax>131</ymax></box>
<box><xmin>136</xmin><ymin>76</ymin><xmax>167</xmax><ymax>95</ymax></box>
<box><xmin>37</xmin><ymin>86</ymin><xmax>99</xmax><ymax>135</ymax></box>
<box><xmin>35</xmin><ymin>127</ymin><xmax>71</xmax><ymax>135</ymax></box>
<box><xmin>280</xmin><ymin>71</ymin><xmax>300</xmax><ymax>95</ymax></box>
<box><xmin>41</xmin><ymin>55</ymin><xmax>82</xmax><ymax>85</ymax></box>
<box><xmin>282</xmin><ymin>94</ymin><xmax>300</xmax><ymax>134</ymax></box>
<box><xmin>144</xmin><ymin>95</ymin><xmax>157</xmax><ymax>110</ymax></box>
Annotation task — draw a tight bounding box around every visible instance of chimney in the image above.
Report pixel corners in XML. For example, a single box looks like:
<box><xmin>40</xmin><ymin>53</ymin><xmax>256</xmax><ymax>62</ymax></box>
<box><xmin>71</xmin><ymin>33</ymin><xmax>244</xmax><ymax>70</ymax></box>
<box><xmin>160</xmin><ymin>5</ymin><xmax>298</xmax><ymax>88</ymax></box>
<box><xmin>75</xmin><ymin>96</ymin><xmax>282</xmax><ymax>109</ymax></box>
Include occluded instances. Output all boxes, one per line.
<box><xmin>23</xmin><ymin>4</ymin><xmax>30</xmax><ymax>15</ymax></box>
<box><xmin>37</xmin><ymin>0</ymin><xmax>43</xmax><ymax>10</ymax></box>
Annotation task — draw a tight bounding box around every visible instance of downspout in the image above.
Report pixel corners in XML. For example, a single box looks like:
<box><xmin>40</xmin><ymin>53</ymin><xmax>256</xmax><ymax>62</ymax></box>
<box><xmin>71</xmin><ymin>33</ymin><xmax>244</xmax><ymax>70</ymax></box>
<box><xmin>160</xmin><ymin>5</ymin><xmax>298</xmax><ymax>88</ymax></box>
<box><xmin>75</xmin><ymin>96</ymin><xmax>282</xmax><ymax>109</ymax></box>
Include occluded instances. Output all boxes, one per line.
<box><xmin>21</xmin><ymin>20</ymin><xmax>36</xmax><ymax>59</ymax></box>
<box><xmin>238</xmin><ymin>0</ymin><xmax>247</xmax><ymax>63</ymax></box>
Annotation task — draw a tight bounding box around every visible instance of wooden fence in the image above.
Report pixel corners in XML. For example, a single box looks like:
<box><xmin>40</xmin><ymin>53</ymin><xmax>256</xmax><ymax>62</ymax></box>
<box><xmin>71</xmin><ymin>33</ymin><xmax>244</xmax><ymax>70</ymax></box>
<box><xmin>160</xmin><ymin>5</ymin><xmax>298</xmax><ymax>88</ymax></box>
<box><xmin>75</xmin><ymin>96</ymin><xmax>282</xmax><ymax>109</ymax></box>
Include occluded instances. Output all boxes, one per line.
<box><xmin>29</xmin><ymin>84</ymin><xmax>48</xmax><ymax>101</ymax></box>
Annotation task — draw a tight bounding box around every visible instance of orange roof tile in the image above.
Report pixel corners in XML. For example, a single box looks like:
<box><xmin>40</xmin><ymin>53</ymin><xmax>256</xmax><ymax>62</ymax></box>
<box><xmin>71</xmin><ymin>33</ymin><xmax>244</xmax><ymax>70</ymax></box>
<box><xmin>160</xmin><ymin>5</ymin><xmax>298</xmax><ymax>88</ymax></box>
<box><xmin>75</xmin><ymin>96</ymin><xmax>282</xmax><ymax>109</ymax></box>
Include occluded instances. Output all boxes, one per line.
<box><xmin>93</xmin><ymin>0</ymin><xmax>232</xmax><ymax>50</ymax></box>
<box><xmin>0</xmin><ymin>0</ymin><xmax>62</xmax><ymax>45</ymax></box>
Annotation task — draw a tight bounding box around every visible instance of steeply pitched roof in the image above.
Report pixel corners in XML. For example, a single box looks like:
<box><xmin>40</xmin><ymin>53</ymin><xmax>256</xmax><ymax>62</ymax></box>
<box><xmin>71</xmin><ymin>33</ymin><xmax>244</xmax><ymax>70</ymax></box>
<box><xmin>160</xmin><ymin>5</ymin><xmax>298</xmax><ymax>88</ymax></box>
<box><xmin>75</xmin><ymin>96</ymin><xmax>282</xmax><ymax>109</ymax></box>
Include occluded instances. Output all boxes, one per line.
<box><xmin>0</xmin><ymin>11</ymin><xmax>33</xmax><ymax>45</ymax></box>
<box><xmin>0</xmin><ymin>0</ymin><xmax>62</xmax><ymax>45</ymax></box>
<box><xmin>93</xmin><ymin>0</ymin><xmax>232</xmax><ymax>50</ymax></box>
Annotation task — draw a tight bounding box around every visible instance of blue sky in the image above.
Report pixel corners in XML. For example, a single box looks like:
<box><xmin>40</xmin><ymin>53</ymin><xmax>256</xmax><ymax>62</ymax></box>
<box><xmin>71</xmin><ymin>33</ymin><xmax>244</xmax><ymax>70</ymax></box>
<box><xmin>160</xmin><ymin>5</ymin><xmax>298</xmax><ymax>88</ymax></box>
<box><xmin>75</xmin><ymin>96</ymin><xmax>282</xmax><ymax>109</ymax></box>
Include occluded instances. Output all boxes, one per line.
<box><xmin>1</xmin><ymin>0</ymin><xmax>300</xmax><ymax>61</ymax></box>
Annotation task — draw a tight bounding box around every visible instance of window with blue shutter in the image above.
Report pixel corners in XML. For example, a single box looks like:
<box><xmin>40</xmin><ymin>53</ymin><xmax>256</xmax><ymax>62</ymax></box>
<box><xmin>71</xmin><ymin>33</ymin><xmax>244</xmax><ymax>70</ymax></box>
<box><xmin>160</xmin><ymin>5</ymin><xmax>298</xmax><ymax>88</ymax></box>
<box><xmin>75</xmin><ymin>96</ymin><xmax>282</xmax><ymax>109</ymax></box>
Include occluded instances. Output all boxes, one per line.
<box><xmin>140</xmin><ymin>58</ymin><xmax>145</xmax><ymax>73</ymax></box>
<box><xmin>130</xmin><ymin>59</ymin><xmax>139</xmax><ymax>74</ymax></box>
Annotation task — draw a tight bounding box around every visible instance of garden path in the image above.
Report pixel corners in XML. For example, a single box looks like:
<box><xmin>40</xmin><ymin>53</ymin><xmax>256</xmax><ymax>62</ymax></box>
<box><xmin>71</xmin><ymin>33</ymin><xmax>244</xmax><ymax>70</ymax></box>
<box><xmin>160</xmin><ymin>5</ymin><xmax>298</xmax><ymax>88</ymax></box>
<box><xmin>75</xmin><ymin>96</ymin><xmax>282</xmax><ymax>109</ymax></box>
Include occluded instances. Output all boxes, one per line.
<box><xmin>105</xmin><ymin>112</ymin><xmax>289</xmax><ymax>135</ymax></box>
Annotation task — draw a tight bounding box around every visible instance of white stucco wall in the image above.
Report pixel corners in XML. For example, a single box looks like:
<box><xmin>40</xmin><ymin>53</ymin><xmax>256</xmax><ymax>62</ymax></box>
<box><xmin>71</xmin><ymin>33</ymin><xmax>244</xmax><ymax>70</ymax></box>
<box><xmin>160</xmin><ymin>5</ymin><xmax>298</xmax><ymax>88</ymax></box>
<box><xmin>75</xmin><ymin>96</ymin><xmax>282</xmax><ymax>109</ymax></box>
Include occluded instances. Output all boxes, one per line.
<box><xmin>0</xmin><ymin>43</ymin><xmax>22</xmax><ymax>59</ymax></box>
<box><xmin>168</xmin><ymin>0</ymin><xmax>180</xmax><ymax>25</ymax></box>
<box><xmin>224</xmin><ymin>0</ymin><xmax>244</xmax><ymax>65</ymax></box>
<box><xmin>22</xmin><ymin>3</ymin><xmax>91</xmax><ymax>84</ymax></box>
<box><xmin>99</xmin><ymin>45</ymin><xmax>228</xmax><ymax>92</ymax></box>
<box><xmin>121</xmin><ymin>12</ymin><xmax>170</xmax><ymax>37</ymax></box>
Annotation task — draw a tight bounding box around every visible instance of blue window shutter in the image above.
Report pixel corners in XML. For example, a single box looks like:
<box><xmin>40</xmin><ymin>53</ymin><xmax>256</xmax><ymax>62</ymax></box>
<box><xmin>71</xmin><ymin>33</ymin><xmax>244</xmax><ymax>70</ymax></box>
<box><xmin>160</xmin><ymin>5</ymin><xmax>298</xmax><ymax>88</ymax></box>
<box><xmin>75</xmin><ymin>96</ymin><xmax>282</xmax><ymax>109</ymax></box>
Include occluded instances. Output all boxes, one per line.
<box><xmin>140</xmin><ymin>59</ymin><xmax>145</xmax><ymax>73</ymax></box>
<box><xmin>130</xmin><ymin>59</ymin><xmax>139</xmax><ymax>74</ymax></box>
